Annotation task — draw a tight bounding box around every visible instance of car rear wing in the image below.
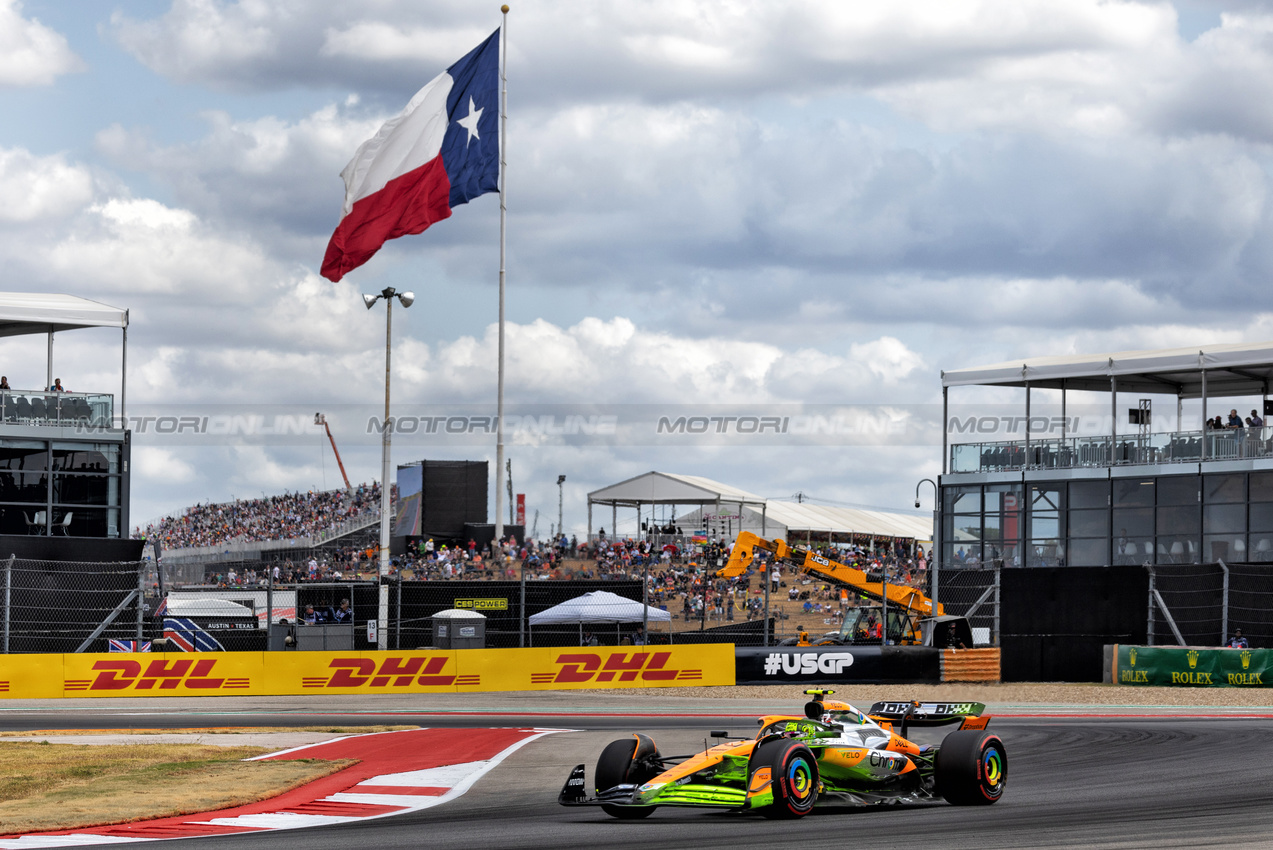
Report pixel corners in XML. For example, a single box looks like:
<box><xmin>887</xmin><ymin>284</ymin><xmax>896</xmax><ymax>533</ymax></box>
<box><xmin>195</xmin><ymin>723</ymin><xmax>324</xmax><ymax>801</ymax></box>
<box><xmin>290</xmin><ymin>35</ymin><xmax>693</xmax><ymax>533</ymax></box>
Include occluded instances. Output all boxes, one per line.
<box><xmin>867</xmin><ymin>701</ymin><xmax>991</xmax><ymax>735</ymax></box>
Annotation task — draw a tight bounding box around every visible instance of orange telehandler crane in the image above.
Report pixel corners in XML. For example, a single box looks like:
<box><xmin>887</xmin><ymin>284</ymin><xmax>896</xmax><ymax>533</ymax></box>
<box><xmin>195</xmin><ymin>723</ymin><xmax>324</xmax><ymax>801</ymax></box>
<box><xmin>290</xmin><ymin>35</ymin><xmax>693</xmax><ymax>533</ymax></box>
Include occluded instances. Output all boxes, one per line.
<box><xmin>717</xmin><ymin>531</ymin><xmax>966</xmax><ymax>646</ymax></box>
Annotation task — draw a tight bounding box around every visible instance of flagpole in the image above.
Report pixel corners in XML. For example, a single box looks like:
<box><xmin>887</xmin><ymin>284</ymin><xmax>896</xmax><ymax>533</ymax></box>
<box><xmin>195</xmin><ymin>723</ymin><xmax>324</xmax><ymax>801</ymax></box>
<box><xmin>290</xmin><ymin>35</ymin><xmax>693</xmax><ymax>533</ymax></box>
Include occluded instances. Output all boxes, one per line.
<box><xmin>494</xmin><ymin>4</ymin><xmax>509</xmax><ymax>553</ymax></box>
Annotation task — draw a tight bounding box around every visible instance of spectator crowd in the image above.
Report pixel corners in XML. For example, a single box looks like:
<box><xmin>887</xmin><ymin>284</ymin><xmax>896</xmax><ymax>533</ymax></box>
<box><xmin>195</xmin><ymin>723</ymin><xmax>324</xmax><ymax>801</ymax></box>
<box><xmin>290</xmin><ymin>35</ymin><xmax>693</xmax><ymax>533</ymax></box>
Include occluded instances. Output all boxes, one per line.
<box><xmin>137</xmin><ymin>483</ymin><xmax>382</xmax><ymax>550</ymax></box>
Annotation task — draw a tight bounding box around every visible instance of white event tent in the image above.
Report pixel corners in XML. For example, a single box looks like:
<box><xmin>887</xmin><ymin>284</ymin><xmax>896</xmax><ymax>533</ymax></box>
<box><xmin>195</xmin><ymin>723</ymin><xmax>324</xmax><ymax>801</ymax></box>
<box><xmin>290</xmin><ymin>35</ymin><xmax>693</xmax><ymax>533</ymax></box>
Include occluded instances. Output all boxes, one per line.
<box><xmin>587</xmin><ymin>471</ymin><xmax>931</xmax><ymax>547</ymax></box>
<box><xmin>528</xmin><ymin>590</ymin><xmax>671</xmax><ymax>646</ymax></box>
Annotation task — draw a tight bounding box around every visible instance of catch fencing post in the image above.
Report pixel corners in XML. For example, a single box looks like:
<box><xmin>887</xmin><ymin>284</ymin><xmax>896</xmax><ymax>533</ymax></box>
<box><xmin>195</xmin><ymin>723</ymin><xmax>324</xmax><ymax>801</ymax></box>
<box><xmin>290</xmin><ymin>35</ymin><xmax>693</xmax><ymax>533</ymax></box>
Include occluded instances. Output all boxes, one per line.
<box><xmin>266</xmin><ymin>566</ymin><xmax>273</xmax><ymax>649</ymax></box>
<box><xmin>3</xmin><ymin>555</ymin><xmax>12</xmax><ymax>654</ymax></box>
<box><xmin>1146</xmin><ymin>564</ymin><xmax>1156</xmax><ymax>646</ymax></box>
<box><xmin>136</xmin><ymin>561</ymin><xmax>144</xmax><ymax>643</ymax></box>
<box><xmin>763</xmin><ymin>558</ymin><xmax>770</xmax><ymax>647</ymax></box>
<box><xmin>881</xmin><ymin>569</ymin><xmax>888</xmax><ymax>647</ymax></box>
<box><xmin>993</xmin><ymin>561</ymin><xmax>1001</xmax><ymax>646</ymax></box>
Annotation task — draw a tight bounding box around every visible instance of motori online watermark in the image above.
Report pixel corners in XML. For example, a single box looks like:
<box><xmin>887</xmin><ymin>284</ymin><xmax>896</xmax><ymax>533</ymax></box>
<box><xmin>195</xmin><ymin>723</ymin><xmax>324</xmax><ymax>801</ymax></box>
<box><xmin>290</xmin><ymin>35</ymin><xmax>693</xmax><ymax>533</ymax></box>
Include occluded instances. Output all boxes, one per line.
<box><xmin>74</xmin><ymin>404</ymin><xmax>1205</xmax><ymax>446</ymax></box>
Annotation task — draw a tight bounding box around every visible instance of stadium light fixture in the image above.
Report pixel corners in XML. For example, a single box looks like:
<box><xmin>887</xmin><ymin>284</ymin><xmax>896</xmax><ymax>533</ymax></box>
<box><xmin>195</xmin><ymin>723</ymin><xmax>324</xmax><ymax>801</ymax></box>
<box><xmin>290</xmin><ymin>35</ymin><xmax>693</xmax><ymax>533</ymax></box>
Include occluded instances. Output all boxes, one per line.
<box><xmin>363</xmin><ymin>286</ymin><xmax>413</xmax><ymax>650</ymax></box>
<box><xmin>557</xmin><ymin>475</ymin><xmax>566</xmax><ymax>542</ymax></box>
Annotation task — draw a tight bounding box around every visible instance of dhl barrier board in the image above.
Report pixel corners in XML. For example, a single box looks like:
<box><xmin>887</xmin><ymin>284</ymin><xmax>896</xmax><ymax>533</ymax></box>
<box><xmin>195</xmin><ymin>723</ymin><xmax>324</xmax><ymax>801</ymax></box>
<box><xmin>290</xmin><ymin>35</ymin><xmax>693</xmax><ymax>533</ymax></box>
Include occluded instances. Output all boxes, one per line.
<box><xmin>0</xmin><ymin>644</ymin><xmax>735</xmax><ymax>698</ymax></box>
<box><xmin>1111</xmin><ymin>644</ymin><xmax>1271</xmax><ymax>687</ymax></box>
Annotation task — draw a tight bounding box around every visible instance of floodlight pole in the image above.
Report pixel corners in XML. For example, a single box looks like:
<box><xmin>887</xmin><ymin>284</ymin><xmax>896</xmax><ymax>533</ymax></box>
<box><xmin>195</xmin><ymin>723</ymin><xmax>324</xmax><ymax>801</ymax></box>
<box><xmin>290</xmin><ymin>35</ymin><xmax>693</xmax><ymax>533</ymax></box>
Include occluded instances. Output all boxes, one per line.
<box><xmin>365</xmin><ymin>286</ymin><xmax>413</xmax><ymax>650</ymax></box>
<box><xmin>917</xmin><ymin>478</ymin><xmax>940</xmax><ymax>618</ymax></box>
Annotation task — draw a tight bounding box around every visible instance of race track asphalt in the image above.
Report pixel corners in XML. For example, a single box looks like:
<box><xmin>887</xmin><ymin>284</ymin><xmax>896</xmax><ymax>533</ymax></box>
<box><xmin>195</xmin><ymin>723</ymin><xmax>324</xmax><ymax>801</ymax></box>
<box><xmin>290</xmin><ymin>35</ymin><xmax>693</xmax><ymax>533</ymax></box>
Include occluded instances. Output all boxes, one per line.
<box><xmin>2</xmin><ymin>696</ymin><xmax>1271</xmax><ymax>850</ymax></box>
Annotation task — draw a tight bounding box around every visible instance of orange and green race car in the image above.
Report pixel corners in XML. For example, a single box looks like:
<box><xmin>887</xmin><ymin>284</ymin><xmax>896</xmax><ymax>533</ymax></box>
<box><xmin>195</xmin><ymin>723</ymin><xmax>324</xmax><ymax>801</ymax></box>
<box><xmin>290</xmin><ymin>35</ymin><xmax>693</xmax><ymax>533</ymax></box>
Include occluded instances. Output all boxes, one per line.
<box><xmin>559</xmin><ymin>689</ymin><xmax>1006</xmax><ymax>818</ymax></box>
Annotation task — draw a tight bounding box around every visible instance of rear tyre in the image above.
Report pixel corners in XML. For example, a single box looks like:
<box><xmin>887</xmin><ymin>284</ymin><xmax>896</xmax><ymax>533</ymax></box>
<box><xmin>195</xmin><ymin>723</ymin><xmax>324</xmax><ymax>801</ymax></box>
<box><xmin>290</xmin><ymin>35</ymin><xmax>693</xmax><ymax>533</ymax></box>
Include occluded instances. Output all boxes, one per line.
<box><xmin>596</xmin><ymin>737</ymin><xmax>658</xmax><ymax>819</ymax></box>
<box><xmin>934</xmin><ymin>730</ymin><xmax>1006</xmax><ymax>805</ymax></box>
<box><xmin>751</xmin><ymin>740</ymin><xmax>819</xmax><ymax>818</ymax></box>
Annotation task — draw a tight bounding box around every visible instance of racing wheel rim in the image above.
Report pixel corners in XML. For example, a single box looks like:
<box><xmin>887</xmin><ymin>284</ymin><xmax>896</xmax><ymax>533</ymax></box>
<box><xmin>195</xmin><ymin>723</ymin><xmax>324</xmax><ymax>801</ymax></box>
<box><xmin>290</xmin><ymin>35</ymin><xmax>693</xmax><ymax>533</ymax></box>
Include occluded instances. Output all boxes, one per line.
<box><xmin>783</xmin><ymin>753</ymin><xmax>817</xmax><ymax>811</ymax></box>
<box><xmin>980</xmin><ymin>740</ymin><xmax>1006</xmax><ymax>799</ymax></box>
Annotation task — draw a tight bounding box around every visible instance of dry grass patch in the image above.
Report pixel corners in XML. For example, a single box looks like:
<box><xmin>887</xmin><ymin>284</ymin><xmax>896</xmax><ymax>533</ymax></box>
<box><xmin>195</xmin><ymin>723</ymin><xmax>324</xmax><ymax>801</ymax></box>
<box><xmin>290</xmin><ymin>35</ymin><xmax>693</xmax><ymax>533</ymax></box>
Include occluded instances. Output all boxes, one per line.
<box><xmin>0</xmin><ymin>741</ymin><xmax>356</xmax><ymax>835</ymax></box>
<box><xmin>0</xmin><ymin>725</ymin><xmax>418</xmax><ymax>738</ymax></box>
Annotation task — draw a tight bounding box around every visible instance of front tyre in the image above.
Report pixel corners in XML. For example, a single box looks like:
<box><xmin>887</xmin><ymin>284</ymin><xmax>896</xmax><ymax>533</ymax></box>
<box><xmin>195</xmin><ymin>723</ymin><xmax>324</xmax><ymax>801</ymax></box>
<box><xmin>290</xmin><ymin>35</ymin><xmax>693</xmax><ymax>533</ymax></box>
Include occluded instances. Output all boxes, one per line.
<box><xmin>596</xmin><ymin>737</ymin><xmax>658</xmax><ymax>819</ymax></box>
<box><xmin>751</xmin><ymin>740</ymin><xmax>819</xmax><ymax>818</ymax></box>
<box><xmin>935</xmin><ymin>730</ymin><xmax>1007</xmax><ymax>805</ymax></box>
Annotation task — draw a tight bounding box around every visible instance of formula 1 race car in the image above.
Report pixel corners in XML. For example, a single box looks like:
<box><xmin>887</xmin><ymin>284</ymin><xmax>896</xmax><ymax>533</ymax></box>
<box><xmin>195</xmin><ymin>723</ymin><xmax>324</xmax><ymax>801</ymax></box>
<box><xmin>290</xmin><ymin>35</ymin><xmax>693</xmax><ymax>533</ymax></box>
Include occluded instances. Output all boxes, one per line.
<box><xmin>559</xmin><ymin>689</ymin><xmax>1005</xmax><ymax>818</ymax></box>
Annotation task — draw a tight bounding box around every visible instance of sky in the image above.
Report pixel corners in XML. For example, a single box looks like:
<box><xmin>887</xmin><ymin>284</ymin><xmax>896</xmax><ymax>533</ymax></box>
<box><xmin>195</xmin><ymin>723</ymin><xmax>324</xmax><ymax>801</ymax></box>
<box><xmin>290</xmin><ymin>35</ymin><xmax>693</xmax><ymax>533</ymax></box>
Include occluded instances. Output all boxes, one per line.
<box><xmin>1</xmin><ymin>0</ymin><xmax>1272</xmax><ymax>539</ymax></box>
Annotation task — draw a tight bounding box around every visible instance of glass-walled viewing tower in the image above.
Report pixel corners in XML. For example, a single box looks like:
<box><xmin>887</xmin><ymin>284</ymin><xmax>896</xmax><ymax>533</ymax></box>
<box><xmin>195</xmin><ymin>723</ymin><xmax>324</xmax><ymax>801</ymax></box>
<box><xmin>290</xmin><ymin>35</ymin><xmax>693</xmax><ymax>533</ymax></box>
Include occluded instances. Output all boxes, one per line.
<box><xmin>0</xmin><ymin>294</ymin><xmax>130</xmax><ymax>538</ymax></box>
<box><xmin>938</xmin><ymin>342</ymin><xmax>1273</xmax><ymax>569</ymax></box>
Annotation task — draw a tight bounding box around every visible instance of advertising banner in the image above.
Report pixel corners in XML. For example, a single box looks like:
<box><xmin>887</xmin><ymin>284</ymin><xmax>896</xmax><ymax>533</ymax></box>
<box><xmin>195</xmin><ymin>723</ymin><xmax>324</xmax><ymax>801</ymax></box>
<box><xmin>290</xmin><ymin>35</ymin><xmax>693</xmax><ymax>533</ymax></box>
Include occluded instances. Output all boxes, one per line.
<box><xmin>6</xmin><ymin>643</ymin><xmax>736</xmax><ymax>699</ymax></box>
<box><xmin>1112</xmin><ymin>644</ymin><xmax>1273</xmax><ymax>687</ymax></box>
<box><xmin>735</xmin><ymin>646</ymin><xmax>941</xmax><ymax>685</ymax></box>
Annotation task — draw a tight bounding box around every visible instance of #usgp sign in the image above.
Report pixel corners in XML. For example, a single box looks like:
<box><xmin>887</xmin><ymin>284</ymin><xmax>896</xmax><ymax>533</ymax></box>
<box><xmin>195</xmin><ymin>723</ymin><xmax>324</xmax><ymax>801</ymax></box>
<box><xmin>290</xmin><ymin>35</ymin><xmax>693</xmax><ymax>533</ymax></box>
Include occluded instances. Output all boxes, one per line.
<box><xmin>734</xmin><ymin>646</ymin><xmax>941</xmax><ymax>685</ymax></box>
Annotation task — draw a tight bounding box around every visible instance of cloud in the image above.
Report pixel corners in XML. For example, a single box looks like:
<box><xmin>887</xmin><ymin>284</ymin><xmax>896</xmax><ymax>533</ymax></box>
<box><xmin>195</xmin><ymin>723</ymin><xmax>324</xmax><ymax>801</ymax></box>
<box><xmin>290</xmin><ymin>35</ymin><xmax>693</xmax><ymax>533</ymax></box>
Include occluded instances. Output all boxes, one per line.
<box><xmin>0</xmin><ymin>147</ymin><xmax>94</xmax><ymax>222</ymax></box>
<box><xmin>0</xmin><ymin>0</ymin><xmax>81</xmax><ymax>87</ymax></box>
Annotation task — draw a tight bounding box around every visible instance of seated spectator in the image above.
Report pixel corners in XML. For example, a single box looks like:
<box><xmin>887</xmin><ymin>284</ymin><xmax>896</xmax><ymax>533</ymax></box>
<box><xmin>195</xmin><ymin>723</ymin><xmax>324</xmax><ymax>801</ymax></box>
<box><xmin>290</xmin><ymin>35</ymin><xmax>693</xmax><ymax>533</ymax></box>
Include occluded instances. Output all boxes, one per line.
<box><xmin>301</xmin><ymin>604</ymin><xmax>322</xmax><ymax>625</ymax></box>
<box><xmin>332</xmin><ymin>598</ymin><xmax>353</xmax><ymax>623</ymax></box>
<box><xmin>133</xmin><ymin>482</ymin><xmax>383</xmax><ymax>551</ymax></box>
<box><xmin>1226</xmin><ymin>628</ymin><xmax>1248</xmax><ymax>649</ymax></box>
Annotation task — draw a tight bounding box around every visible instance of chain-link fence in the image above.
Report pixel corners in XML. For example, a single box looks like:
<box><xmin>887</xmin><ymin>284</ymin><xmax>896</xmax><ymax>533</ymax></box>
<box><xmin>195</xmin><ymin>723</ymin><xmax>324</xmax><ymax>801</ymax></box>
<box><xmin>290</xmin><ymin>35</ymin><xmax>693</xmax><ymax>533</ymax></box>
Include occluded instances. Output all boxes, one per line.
<box><xmin>0</xmin><ymin>558</ymin><xmax>149</xmax><ymax>653</ymax></box>
<box><xmin>1147</xmin><ymin>562</ymin><xmax>1273</xmax><ymax>647</ymax></box>
<box><xmin>0</xmin><ymin>553</ymin><xmax>1015</xmax><ymax>653</ymax></box>
<box><xmin>933</xmin><ymin>565</ymin><xmax>1001</xmax><ymax>646</ymax></box>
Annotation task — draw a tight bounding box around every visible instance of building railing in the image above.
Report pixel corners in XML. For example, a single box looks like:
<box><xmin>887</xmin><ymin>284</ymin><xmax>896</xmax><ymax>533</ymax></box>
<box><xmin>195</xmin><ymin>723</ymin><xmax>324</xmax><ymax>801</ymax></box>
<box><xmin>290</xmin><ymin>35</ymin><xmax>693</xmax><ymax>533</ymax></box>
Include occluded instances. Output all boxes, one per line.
<box><xmin>951</xmin><ymin>427</ymin><xmax>1273</xmax><ymax>473</ymax></box>
<box><xmin>0</xmin><ymin>389</ymin><xmax>112</xmax><ymax>428</ymax></box>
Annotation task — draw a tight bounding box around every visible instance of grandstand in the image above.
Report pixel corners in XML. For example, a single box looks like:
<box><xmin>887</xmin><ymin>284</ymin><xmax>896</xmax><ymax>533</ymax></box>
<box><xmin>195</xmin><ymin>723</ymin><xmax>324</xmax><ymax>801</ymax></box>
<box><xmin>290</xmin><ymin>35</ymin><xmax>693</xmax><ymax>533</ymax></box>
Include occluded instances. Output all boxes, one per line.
<box><xmin>138</xmin><ymin>483</ymin><xmax>385</xmax><ymax>564</ymax></box>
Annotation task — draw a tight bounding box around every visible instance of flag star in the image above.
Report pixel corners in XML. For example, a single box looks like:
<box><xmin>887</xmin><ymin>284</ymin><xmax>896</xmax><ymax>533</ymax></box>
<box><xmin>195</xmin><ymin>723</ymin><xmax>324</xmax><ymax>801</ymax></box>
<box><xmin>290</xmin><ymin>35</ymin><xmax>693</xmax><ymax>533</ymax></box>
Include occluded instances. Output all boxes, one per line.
<box><xmin>456</xmin><ymin>97</ymin><xmax>483</xmax><ymax>144</ymax></box>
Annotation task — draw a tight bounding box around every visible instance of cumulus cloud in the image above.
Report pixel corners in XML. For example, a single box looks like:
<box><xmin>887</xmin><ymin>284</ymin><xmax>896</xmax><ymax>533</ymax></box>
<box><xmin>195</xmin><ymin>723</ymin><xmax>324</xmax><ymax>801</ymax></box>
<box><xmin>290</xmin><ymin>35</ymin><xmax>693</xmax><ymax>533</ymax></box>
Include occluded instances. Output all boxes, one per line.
<box><xmin>0</xmin><ymin>147</ymin><xmax>94</xmax><ymax>222</ymax></box>
<box><xmin>96</xmin><ymin>104</ymin><xmax>377</xmax><ymax>237</ymax></box>
<box><xmin>0</xmin><ymin>0</ymin><xmax>81</xmax><ymax>87</ymax></box>
<box><xmin>35</xmin><ymin>0</ymin><xmax>1273</xmax><ymax>526</ymax></box>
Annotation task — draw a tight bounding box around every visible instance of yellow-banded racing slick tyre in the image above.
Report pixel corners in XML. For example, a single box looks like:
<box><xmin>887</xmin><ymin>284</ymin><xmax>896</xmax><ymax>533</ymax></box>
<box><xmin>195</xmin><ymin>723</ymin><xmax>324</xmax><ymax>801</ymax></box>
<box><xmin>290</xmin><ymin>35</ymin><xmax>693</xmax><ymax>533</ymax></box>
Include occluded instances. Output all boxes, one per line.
<box><xmin>752</xmin><ymin>739</ymin><xmax>819</xmax><ymax>818</ymax></box>
<box><xmin>596</xmin><ymin>737</ymin><xmax>659</xmax><ymax>819</ymax></box>
<box><xmin>934</xmin><ymin>730</ymin><xmax>1006</xmax><ymax>805</ymax></box>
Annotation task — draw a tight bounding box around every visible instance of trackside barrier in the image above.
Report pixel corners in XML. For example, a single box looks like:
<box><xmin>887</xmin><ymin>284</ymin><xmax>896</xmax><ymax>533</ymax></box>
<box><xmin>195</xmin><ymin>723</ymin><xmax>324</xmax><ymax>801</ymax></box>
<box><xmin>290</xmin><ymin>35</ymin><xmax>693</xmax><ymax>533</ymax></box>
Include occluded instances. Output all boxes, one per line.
<box><xmin>941</xmin><ymin>648</ymin><xmax>1001</xmax><ymax>683</ymax></box>
<box><xmin>1105</xmin><ymin>644</ymin><xmax>1271</xmax><ymax>687</ymax></box>
<box><xmin>735</xmin><ymin>646</ymin><xmax>941</xmax><ymax>685</ymax></box>
<box><xmin>0</xmin><ymin>644</ymin><xmax>735</xmax><ymax>698</ymax></box>
<box><xmin>733</xmin><ymin>646</ymin><xmax>1001</xmax><ymax>685</ymax></box>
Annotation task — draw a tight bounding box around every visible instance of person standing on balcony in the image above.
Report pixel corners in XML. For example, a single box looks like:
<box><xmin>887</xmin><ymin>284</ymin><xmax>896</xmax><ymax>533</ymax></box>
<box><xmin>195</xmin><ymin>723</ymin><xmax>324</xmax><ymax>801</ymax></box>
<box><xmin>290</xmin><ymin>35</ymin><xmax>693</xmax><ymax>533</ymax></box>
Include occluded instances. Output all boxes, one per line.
<box><xmin>47</xmin><ymin>378</ymin><xmax>66</xmax><ymax>392</ymax></box>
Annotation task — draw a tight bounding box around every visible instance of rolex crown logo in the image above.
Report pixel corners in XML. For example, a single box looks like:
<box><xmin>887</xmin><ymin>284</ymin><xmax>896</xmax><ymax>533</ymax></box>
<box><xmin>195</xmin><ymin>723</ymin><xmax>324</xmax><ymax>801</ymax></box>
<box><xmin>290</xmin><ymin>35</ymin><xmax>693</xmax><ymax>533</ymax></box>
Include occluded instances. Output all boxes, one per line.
<box><xmin>1129</xmin><ymin>648</ymin><xmax>1137</xmax><ymax>666</ymax></box>
<box><xmin>1187</xmin><ymin>649</ymin><xmax>1199</xmax><ymax>669</ymax></box>
<box><xmin>1242</xmin><ymin>650</ymin><xmax>1252</xmax><ymax>670</ymax></box>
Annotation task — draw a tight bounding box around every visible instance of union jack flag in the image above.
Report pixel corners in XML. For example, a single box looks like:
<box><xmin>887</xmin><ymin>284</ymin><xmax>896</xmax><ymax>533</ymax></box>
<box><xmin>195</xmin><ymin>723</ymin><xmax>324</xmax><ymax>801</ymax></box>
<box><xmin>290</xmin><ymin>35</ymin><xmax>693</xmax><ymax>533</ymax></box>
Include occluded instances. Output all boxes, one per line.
<box><xmin>162</xmin><ymin>618</ymin><xmax>225</xmax><ymax>652</ymax></box>
<box><xmin>108</xmin><ymin>639</ymin><xmax>151</xmax><ymax>653</ymax></box>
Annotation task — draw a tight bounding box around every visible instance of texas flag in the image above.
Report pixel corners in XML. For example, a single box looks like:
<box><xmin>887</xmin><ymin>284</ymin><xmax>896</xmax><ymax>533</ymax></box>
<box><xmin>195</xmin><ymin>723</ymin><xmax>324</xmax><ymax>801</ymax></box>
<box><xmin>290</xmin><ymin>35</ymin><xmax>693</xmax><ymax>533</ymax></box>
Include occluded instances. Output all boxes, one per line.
<box><xmin>321</xmin><ymin>30</ymin><xmax>501</xmax><ymax>282</ymax></box>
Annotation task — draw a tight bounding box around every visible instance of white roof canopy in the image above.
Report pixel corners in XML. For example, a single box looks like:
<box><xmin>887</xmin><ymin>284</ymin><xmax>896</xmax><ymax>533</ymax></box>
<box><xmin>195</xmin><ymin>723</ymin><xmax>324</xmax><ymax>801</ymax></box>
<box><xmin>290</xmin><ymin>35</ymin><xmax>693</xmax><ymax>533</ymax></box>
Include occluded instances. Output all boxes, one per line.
<box><xmin>942</xmin><ymin>341</ymin><xmax>1273</xmax><ymax>399</ymax></box>
<box><xmin>528</xmin><ymin>591</ymin><xmax>672</xmax><ymax>625</ymax></box>
<box><xmin>680</xmin><ymin>501</ymin><xmax>932</xmax><ymax>541</ymax></box>
<box><xmin>0</xmin><ymin>293</ymin><xmax>128</xmax><ymax>338</ymax></box>
<box><xmin>589</xmin><ymin>471</ymin><xmax>930</xmax><ymax>541</ymax></box>
<box><xmin>589</xmin><ymin>471</ymin><xmax>767</xmax><ymax>507</ymax></box>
